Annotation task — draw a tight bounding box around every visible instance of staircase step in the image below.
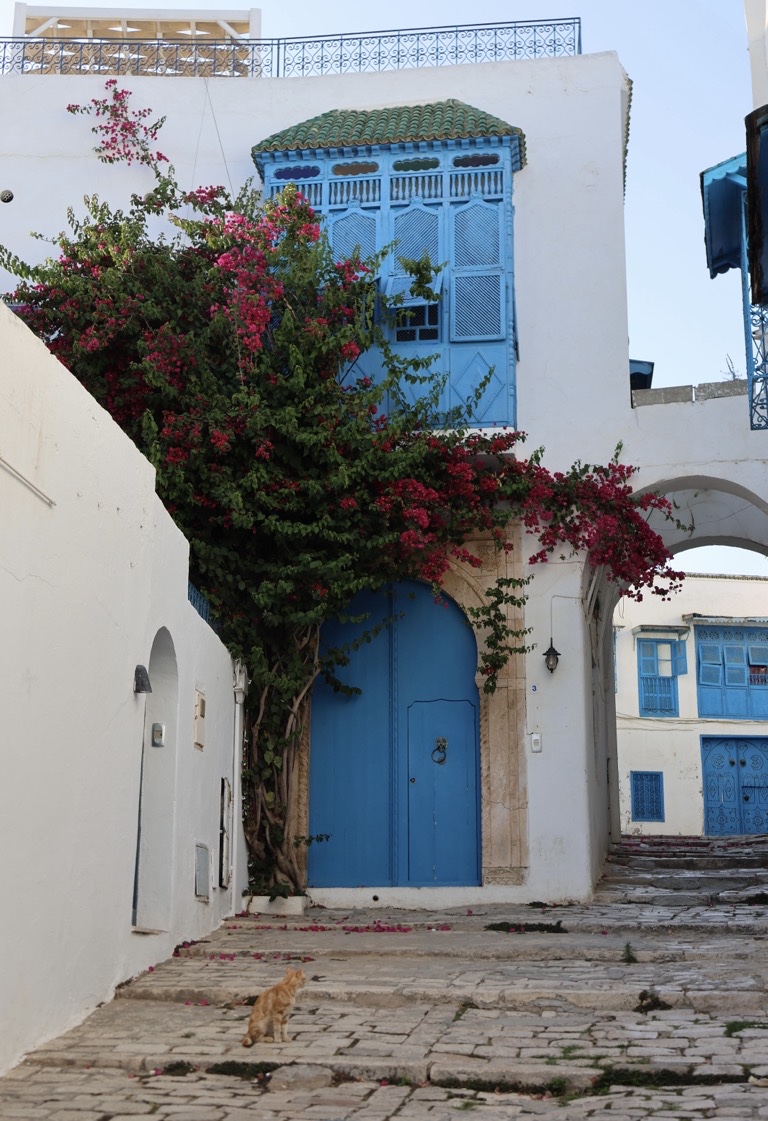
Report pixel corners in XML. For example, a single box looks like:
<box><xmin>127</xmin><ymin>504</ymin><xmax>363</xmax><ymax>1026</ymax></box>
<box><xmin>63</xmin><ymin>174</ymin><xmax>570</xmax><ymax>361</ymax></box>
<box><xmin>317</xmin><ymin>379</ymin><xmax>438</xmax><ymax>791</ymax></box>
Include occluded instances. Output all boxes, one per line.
<box><xmin>596</xmin><ymin>834</ymin><xmax>768</xmax><ymax>904</ymax></box>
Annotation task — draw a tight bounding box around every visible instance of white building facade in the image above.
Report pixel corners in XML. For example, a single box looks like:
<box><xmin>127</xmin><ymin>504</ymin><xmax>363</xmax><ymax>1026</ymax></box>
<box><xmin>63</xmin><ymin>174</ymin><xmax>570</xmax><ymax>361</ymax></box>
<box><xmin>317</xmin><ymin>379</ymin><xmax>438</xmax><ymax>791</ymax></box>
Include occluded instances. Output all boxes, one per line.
<box><xmin>0</xmin><ymin>10</ymin><xmax>635</xmax><ymax>910</ymax></box>
<box><xmin>615</xmin><ymin>574</ymin><xmax>768</xmax><ymax>837</ymax></box>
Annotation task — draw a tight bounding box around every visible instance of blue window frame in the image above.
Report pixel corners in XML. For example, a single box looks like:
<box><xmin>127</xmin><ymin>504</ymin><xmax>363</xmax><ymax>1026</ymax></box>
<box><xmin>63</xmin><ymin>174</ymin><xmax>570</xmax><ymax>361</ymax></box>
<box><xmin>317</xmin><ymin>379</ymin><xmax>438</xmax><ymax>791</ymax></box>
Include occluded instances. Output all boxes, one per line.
<box><xmin>637</xmin><ymin>638</ymin><xmax>686</xmax><ymax>717</ymax></box>
<box><xmin>630</xmin><ymin>771</ymin><xmax>665</xmax><ymax>822</ymax></box>
<box><xmin>696</xmin><ymin>626</ymin><xmax>768</xmax><ymax>718</ymax></box>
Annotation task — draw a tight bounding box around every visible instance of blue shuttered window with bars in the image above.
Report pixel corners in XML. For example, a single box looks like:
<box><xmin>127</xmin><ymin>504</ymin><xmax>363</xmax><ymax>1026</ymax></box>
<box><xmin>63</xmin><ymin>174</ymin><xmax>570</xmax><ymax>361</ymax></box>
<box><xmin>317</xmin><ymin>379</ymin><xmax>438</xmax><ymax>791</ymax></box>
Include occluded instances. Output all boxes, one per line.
<box><xmin>630</xmin><ymin>771</ymin><xmax>665</xmax><ymax>822</ymax></box>
<box><xmin>637</xmin><ymin>638</ymin><xmax>686</xmax><ymax>717</ymax></box>
<box><xmin>696</xmin><ymin>626</ymin><xmax>768</xmax><ymax>718</ymax></box>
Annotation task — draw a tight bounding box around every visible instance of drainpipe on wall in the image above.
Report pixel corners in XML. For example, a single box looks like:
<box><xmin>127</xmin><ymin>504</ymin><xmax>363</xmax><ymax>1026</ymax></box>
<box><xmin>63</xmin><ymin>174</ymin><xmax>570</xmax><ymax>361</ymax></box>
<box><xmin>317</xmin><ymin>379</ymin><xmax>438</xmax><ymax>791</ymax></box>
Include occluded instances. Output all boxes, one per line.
<box><xmin>231</xmin><ymin>661</ymin><xmax>248</xmax><ymax>907</ymax></box>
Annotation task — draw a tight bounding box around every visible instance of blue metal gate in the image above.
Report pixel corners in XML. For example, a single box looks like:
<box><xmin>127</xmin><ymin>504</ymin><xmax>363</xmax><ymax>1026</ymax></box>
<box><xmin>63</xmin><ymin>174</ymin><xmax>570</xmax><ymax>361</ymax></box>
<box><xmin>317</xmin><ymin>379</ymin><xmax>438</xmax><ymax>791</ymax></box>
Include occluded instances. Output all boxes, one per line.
<box><xmin>701</xmin><ymin>737</ymin><xmax>768</xmax><ymax>835</ymax></box>
<box><xmin>308</xmin><ymin>581</ymin><xmax>480</xmax><ymax>887</ymax></box>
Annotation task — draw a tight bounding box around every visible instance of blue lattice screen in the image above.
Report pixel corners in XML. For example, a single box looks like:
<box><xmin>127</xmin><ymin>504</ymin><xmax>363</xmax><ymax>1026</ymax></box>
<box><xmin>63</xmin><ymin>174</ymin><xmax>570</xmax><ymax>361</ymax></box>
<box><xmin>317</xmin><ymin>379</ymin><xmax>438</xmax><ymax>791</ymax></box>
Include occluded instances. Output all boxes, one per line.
<box><xmin>630</xmin><ymin>771</ymin><xmax>664</xmax><ymax>822</ymax></box>
<box><xmin>393</xmin><ymin>207</ymin><xmax>440</xmax><ymax>269</ymax></box>
<box><xmin>330</xmin><ymin>210</ymin><xmax>377</xmax><ymax>261</ymax></box>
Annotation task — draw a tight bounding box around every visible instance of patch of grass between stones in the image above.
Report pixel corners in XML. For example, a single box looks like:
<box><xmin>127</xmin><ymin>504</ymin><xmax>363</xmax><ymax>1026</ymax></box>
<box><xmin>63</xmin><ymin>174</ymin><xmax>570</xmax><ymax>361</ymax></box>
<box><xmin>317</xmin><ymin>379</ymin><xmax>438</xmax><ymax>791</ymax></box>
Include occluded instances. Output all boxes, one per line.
<box><xmin>724</xmin><ymin>1019</ymin><xmax>768</xmax><ymax>1037</ymax></box>
<box><xmin>432</xmin><ymin>1067</ymin><xmax>751</xmax><ymax>1101</ymax></box>
<box><xmin>590</xmin><ymin>1068</ymin><xmax>749</xmax><ymax>1094</ymax></box>
<box><xmin>453</xmin><ymin>1000</ymin><xmax>478</xmax><ymax>1022</ymax></box>
<box><xmin>484</xmin><ymin>919</ymin><xmax>568</xmax><ymax>934</ymax></box>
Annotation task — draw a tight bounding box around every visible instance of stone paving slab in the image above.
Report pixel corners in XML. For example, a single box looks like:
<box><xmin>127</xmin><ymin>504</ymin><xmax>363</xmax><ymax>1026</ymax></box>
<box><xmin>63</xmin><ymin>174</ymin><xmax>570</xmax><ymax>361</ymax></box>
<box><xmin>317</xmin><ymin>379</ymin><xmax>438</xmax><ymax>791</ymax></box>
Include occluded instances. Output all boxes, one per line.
<box><xmin>4</xmin><ymin>900</ymin><xmax>768</xmax><ymax>1118</ymax></box>
<box><xmin>2</xmin><ymin>1063</ymin><xmax>768</xmax><ymax>1119</ymax></box>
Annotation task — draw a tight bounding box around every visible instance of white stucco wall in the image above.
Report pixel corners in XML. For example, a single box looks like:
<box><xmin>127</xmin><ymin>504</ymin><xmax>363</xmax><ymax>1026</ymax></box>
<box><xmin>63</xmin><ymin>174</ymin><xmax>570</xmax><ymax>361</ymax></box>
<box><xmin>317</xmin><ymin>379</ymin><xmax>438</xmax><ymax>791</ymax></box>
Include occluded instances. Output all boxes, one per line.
<box><xmin>614</xmin><ymin>573</ymin><xmax>768</xmax><ymax>835</ymax></box>
<box><xmin>0</xmin><ymin>304</ymin><xmax>246</xmax><ymax>1076</ymax></box>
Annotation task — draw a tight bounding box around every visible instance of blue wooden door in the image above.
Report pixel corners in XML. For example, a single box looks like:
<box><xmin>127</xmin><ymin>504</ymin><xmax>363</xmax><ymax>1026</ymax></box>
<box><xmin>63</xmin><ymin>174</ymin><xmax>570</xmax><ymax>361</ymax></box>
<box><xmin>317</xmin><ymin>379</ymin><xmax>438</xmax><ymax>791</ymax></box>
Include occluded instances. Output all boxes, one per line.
<box><xmin>308</xmin><ymin>582</ymin><xmax>480</xmax><ymax>887</ymax></box>
<box><xmin>406</xmin><ymin>700</ymin><xmax>479</xmax><ymax>885</ymax></box>
<box><xmin>702</xmin><ymin>737</ymin><xmax>768</xmax><ymax>835</ymax></box>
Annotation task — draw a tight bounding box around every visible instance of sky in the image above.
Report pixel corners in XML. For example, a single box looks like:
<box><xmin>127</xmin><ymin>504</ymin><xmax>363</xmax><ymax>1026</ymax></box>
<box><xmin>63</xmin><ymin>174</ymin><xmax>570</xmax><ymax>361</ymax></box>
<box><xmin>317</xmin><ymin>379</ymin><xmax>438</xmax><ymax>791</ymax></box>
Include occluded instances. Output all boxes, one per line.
<box><xmin>3</xmin><ymin>0</ymin><xmax>765</xmax><ymax>574</ymax></box>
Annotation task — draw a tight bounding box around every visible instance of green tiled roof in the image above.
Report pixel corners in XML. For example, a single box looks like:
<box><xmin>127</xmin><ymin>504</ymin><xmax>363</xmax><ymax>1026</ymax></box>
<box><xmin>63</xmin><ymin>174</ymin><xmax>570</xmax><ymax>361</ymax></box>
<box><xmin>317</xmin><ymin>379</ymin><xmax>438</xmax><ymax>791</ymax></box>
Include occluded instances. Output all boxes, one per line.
<box><xmin>252</xmin><ymin>100</ymin><xmax>525</xmax><ymax>169</ymax></box>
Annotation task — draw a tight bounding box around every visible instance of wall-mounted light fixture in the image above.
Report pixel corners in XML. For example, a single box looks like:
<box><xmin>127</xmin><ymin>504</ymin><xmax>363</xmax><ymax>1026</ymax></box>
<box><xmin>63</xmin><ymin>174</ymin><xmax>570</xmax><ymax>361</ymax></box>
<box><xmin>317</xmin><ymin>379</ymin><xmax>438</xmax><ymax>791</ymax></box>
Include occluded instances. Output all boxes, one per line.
<box><xmin>543</xmin><ymin>640</ymin><xmax>560</xmax><ymax>674</ymax></box>
<box><xmin>134</xmin><ymin>664</ymin><xmax>152</xmax><ymax>693</ymax></box>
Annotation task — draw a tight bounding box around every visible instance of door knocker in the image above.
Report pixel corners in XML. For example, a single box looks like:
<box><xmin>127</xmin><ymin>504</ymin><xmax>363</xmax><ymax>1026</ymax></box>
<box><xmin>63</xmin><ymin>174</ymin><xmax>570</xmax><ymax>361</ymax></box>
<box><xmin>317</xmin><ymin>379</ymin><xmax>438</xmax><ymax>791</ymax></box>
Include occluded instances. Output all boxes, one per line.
<box><xmin>432</xmin><ymin>737</ymin><xmax>448</xmax><ymax>765</ymax></box>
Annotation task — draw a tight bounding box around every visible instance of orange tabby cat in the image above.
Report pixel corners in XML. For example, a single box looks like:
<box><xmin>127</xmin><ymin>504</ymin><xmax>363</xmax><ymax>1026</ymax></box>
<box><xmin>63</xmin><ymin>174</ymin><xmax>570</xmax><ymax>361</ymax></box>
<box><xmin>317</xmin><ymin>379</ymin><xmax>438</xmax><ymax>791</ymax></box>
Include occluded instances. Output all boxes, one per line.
<box><xmin>241</xmin><ymin>967</ymin><xmax>306</xmax><ymax>1046</ymax></box>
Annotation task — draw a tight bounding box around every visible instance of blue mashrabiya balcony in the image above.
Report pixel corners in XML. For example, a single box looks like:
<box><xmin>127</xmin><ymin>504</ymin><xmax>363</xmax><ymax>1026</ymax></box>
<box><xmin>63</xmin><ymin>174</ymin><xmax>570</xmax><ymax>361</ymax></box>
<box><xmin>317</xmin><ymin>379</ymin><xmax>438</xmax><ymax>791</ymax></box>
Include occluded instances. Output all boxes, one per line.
<box><xmin>252</xmin><ymin>100</ymin><xmax>527</xmax><ymax>428</ymax></box>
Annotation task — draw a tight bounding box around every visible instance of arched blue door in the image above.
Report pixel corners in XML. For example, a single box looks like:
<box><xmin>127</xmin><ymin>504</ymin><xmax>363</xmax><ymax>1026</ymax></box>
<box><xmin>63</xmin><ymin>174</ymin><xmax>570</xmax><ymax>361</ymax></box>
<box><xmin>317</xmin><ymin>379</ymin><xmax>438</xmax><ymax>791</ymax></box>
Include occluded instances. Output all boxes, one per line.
<box><xmin>308</xmin><ymin>582</ymin><xmax>480</xmax><ymax>887</ymax></box>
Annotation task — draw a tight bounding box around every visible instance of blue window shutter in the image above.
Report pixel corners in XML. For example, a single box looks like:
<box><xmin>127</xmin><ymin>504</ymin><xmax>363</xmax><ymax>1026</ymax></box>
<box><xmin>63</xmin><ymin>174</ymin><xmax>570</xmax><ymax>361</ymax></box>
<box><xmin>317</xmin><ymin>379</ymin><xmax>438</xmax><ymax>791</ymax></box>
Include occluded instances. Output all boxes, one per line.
<box><xmin>672</xmin><ymin>640</ymin><xmax>687</xmax><ymax>676</ymax></box>
<box><xmin>724</xmin><ymin>644</ymin><xmax>748</xmax><ymax>687</ymax></box>
<box><xmin>454</xmin><ymin>202</ymin><xmax>501</xmax><ymax>266</ymax></box>
<box><xmin>699</xmin><ymin>662</ymin><xmax>723</xmax><ymax>686</ymax></box>
<box><xmin>638</xmin><ymin>640</ymin><xmax>658</xmax><ymax>677</ymax></box>
<box><xmin>392</xmin><ymin>206</ymin><xmax>439</xmax><ymax>271</ymax></box>
<box><xmin>630</xmin><ymin>771</ymin><xmax>665</xmax><ymax>822</ymax></box>
<box><xmin>330</xmin><ymin>209</ymin><xmax>377</xmax><ymax>262</ymax></box>
<box><xmin>451</xmin><ymin>274</ymin><xmax>504</xmax><ymax>340</ymax></box>
<box><xmin>450</xmin><ymin>200</ymin><xmax>505</xmax><ymax>342</ymax></box>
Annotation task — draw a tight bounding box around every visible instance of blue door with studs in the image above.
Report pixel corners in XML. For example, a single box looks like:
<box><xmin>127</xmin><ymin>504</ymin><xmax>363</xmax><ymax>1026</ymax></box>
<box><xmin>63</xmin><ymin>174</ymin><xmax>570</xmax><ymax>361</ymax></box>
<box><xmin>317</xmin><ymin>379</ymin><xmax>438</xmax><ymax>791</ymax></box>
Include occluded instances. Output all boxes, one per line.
<box><xmin>308</xmin><ymin>581</ymin><xmax>480</xmax><ymax>887</ymax></box>
<box><xmin>701</xmin><ymin>737</ymin><xmax>768</xmax><ymax>835</ymax></box>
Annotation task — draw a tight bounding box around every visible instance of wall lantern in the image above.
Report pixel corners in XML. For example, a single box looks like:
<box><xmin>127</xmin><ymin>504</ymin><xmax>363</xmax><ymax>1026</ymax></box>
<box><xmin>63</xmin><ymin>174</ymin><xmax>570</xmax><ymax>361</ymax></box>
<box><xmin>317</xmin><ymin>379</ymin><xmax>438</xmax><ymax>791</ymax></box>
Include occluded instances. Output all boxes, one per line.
<box><xmin>543</xmin><ymin>640</ymin><xmax>560</xmax><ymax>674</ymax></box>
<box><xmin>134</xmin><ymin>664</ymin><xmax>153</xmax><ymax>693</ymax></box>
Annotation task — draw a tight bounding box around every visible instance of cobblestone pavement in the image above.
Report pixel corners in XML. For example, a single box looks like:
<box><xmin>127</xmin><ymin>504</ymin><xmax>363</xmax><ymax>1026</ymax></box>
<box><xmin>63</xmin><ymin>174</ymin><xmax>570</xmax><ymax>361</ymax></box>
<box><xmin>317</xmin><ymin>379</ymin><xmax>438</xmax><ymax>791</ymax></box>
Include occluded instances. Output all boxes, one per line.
<box><xmin>2</xmin><ymin>896</ymin><xmax>768</xmax><ymax>1119</ymax></box>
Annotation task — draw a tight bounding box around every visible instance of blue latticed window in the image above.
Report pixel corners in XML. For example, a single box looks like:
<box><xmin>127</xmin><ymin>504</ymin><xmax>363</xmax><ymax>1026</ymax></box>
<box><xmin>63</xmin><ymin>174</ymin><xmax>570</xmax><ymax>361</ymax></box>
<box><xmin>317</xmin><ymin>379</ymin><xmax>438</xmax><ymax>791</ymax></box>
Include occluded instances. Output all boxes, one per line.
<box><xmin>696</xmin><ymin>626</ymin><xmax>768</xmax><ymax>718</ymax></box>
<box><xmin>252</xmin><ymin>102</ymin><xmax>527</xmax><ymax>427</ymax></box>
<box><xmin>630</xmin><ymin>771</ymin><xmax>665</xmax><ymax>822</ymax></box>
<box><xmin>637</xmin><ymin>638</ymin><xmax>686</xmax><ymax>717</ymax></box>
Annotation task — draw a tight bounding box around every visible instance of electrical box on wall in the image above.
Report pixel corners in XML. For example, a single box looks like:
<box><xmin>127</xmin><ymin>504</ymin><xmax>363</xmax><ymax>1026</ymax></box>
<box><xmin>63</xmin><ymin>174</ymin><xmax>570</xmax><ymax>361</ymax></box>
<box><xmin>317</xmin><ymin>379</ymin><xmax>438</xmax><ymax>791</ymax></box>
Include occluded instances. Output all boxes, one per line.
<box><xmin>194</xmin><ymin>690</ymin><xmax>206</xmax><ymax>749</ymax></box>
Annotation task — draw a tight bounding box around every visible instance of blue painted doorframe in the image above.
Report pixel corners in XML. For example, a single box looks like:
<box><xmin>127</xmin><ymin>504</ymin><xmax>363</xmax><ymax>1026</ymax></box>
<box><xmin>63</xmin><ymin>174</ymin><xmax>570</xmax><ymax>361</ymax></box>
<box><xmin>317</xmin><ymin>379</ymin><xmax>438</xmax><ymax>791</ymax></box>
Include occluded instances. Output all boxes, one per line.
<box><xmin>701</xmin><ymin>736</ymin><xmax>768</xmax><ymax>835</ymax></box>
<box><xmin>308</xmin><ymin>582</ymin><xmax>481</xmax><ymax>887</ymax></box>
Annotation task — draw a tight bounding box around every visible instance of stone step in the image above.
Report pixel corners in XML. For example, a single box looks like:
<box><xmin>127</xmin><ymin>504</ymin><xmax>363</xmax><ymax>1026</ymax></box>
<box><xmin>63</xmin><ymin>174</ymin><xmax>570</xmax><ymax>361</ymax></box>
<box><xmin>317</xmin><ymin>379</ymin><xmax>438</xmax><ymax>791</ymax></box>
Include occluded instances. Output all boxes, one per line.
<box><xmin>595</xmin><ymin>835</ymin><xmax>768</xmax><ymax>905</ymax></box>
<box><xmin>600</xmin><ymin>869</ymin><xmax>766</xmax><ymax>887</ymax></box>
<box><xmin>24</xmin><ymin>993</ymin><xmax>767</xmax><ymax>1101</ymax></box>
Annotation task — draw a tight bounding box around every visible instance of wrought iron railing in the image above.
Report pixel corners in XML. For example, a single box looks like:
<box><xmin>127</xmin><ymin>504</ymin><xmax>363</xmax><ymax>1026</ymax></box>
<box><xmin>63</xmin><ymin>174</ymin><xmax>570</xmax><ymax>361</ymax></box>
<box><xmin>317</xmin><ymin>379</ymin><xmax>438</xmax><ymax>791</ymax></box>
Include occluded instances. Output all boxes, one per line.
<box><xmin>0</xmin><ymin>18</ymin><xmax>581</xmax><ymax>78</ymax></box>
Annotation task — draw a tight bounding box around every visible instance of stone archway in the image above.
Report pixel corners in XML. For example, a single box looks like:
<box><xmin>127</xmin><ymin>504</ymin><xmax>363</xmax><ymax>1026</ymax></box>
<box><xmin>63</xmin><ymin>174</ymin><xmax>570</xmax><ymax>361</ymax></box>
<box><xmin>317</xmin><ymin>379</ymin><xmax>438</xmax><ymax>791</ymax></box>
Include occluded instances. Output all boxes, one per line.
<box><xmin>601</xmin><ymin>474</ymin><xmax>768</xmax><ymax>843</ymax></box>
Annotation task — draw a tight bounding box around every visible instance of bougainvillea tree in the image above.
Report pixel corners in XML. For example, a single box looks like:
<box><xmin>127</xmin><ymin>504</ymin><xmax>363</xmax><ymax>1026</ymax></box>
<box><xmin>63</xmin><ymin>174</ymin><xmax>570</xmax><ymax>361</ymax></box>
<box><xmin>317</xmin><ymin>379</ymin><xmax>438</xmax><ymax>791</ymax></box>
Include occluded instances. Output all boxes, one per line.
<box><xmin>1</xmin><ymin>84</ymin><xmax>683</xmax><ymax>891</ymax></box>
